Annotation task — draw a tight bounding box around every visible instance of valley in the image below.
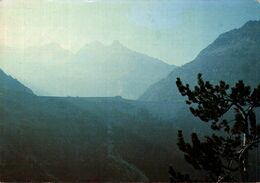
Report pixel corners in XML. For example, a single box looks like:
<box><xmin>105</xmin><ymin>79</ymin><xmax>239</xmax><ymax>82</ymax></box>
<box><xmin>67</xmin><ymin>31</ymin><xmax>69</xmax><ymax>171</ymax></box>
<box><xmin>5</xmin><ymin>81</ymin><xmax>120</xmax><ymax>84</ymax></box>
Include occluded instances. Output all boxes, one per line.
<box><xmin>0</xmin><ymin>19</ymin><xmax>260</xmax><ymax>181</ymax></box>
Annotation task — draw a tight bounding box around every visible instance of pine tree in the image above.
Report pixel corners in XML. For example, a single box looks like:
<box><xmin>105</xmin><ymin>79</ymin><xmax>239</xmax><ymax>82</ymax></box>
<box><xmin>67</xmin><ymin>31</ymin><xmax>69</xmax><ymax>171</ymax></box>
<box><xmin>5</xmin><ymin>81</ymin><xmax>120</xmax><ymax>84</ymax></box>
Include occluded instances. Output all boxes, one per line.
<box><xmin>169</xmin><ymin>74</ymin><xmax>260</xmax><ymax>182</ymax></box>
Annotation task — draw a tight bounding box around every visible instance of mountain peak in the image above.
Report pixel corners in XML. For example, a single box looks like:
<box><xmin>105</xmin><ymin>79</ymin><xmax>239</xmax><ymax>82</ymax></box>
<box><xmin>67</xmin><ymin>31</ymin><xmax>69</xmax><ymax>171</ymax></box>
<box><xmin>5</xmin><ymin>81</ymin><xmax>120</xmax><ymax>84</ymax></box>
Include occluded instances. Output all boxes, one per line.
<box><xmin>242</xmin><ymin>20</ymin><xmax>260</xmax><ymax>28</ymax></box>
<box><xmin>237</xmin><ymin>20</ymin><xmax>260</xmax><ymax>35</ymax></box>
<box><xmin>112</xmin><ymin>40</ymin><xmax>121</xmax><ymax>45</ymax></box>
<box><xmin>110</xmin><ymin>40</ymin><xmax>125</xmax><ymax>49</ymax></box>
<box><xmin>89</xmin><ymin>41</ymin><xmax>104</xmax><ymax>47</ymax></box>
<box><xmin>77</xmin><ymin>41</ymin><xmax>105</xmax><ymax>54</ymax></box>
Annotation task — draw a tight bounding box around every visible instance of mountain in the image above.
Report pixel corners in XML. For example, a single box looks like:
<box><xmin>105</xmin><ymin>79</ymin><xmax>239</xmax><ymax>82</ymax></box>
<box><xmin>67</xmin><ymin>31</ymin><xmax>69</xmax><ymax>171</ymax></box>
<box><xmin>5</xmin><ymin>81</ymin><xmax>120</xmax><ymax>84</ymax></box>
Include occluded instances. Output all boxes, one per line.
<box><xmin>0</xmin><ymin>41</ymin><xmax>175</xmax><ymax>99</ymax></box>
<box><xmin>0</xmin><ymin>43</ymin><xmax>73</xmax><ymax>95</ymax></box>
<box><xmin>140</xmin><ymin>20</ymin><xmax>260</xmax><ymax>101</ymax></box>
<box><xmin>0</xmin><ymin>69</ymin><xmax>34</xmax><ymax>95</ymax></box>
<box><xmin>0</xmin><ymin>48</ymin><xmax>258</xmax><ymax>181</ymax></box>
<box><xmin>68</xmin><ymin>40</ymin><xmax>175</xmax><ymax>99</ymax></box>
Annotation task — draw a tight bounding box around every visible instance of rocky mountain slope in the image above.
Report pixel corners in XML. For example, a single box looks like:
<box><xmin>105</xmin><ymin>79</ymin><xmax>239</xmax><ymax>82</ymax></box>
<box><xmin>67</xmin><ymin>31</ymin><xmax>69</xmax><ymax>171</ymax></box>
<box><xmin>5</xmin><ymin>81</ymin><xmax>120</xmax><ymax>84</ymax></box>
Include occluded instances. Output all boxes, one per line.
<box><xmin>0</xmin><ymin>69</ymin><xmax>34</xmax><ymax>95</ymax></box>
<box><xmin>140</xmin><ymin>20</ymin><xmax>260</xmax><ymax>101</ymax></box>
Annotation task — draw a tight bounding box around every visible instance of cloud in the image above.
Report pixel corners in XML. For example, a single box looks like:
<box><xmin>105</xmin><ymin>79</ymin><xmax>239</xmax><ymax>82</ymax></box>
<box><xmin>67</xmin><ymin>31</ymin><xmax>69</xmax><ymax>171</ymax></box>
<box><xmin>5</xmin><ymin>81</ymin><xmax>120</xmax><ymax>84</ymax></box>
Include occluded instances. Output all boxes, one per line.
<box><xmin>257</xmin><ymin>0</ymin><xmax>260</xmax><ymax>3</ymax></box>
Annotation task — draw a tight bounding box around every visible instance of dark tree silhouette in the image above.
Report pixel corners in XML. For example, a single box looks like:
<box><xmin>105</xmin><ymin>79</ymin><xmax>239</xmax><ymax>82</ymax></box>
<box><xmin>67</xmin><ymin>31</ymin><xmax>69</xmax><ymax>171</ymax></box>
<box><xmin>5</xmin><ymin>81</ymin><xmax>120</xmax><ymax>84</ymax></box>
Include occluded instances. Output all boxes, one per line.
<box><xmin>169</xmin><ymin>74</ymin><xmax>260</xmax><ymax>182</ymax></box>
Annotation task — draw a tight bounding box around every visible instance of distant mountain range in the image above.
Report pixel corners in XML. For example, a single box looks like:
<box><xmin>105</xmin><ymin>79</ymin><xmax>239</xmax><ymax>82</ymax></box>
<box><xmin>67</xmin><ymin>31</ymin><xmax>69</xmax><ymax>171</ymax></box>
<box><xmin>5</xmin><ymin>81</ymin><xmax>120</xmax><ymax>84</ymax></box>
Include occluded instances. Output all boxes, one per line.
<box><xmin>0</xmin><ymin>19</ymin><xmax>260</xmax><ymax>181</ymax></box>
<box><xmin>140</xmin><ymin>20</ymin><xmax>260</xmax><ymax>101</ymax></box>
<box><xmin>0</xmin><ymin>41</ymin><xmax>175</xmax><ymax>99</ymax></box>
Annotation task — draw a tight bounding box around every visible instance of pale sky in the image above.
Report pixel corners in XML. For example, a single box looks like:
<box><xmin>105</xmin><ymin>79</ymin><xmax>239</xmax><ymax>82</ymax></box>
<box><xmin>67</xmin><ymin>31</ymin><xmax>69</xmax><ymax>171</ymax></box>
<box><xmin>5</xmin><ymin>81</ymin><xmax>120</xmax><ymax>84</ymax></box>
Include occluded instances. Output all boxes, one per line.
<box><xmin>1</xmin><ymin>0</ymin><xmax>260</xmax><ymax>65</ymax></box>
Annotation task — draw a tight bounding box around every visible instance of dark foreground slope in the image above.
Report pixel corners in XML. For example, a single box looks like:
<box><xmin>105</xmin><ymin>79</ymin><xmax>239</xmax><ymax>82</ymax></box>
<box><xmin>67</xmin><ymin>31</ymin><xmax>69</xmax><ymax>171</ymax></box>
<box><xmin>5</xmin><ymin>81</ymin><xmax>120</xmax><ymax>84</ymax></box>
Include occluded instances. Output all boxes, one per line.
<box><xmin>140</xmin><ymin>20</ymin><xmax>260</xmax><ymax>101</ymax></box>
<box><xmin>0</xmin><ymin>69</ymin><xmax>189</xmax><ymax>181</ymax></box>
<box><xmin>0</xmin><ymin>74</ymin><xmax>107</xmax><ymax>181</ymax></box>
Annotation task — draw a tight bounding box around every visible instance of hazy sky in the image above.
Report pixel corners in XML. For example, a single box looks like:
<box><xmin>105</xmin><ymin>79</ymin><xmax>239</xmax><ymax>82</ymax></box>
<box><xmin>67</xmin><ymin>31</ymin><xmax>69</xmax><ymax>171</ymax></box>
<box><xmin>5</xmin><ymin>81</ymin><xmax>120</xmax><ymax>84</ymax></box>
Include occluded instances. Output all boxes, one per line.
<box><xmin>1</xmin><ymin>0</ymin><xmax>260</xmax><ymax>65</ymax></box>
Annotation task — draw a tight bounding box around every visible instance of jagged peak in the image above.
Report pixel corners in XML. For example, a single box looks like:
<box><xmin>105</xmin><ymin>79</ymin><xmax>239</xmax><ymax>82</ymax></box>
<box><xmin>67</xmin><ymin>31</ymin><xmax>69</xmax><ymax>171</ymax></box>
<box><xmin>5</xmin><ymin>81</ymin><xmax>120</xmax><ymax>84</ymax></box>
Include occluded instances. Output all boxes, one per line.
<box><xmin>111</xmin><ymin>40</ymin><xmax>123</xmax><ymax>47</ymax></box>
<box><xmin>108</xmin><ymin>40</ymin><xmax>130</xmax><ymax>52</ymax></box>
<box><xmin>242</xmin><ymin>20</ymin><xmax>260</xmax><ymax>28</ymax></box>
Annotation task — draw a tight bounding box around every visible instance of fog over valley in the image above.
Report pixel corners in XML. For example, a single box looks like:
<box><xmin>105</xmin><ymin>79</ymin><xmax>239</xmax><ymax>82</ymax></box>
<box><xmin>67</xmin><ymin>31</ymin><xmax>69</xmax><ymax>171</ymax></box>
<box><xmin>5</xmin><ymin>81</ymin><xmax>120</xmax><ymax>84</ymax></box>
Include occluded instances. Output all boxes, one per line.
<box><xmin>0</xmin><ymin>0</ymin><xmax>260</xmax><ymax>182</ymax></box>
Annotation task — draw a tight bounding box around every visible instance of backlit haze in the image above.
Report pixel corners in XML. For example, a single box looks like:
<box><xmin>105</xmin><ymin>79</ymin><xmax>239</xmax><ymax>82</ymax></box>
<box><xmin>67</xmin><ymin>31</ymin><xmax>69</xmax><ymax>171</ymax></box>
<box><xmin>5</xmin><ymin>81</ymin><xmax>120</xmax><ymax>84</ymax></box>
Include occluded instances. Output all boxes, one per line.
<box><xmin>1</xmin><ymin>0</ymin><xmax>260</xmax><ymax>65</ymax></box>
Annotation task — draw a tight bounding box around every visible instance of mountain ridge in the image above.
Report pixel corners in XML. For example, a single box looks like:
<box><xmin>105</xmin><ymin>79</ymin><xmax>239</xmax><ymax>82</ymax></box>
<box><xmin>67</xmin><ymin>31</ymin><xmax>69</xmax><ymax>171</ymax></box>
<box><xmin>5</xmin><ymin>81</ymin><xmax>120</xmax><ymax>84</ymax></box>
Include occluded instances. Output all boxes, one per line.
<box><xmin>0</xmin><ymin>69</ymin><xmax>34</xmax><ymax>95</ymax></box>
<box><xmin>0</xmin><ymin>41</ymin><xmax>176</xmax><ymax>99</ymax></box>
<box><xmin>140</xmin><ymin>20</ymin><xmax>260</xmax><ymax>101</ymax></box>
